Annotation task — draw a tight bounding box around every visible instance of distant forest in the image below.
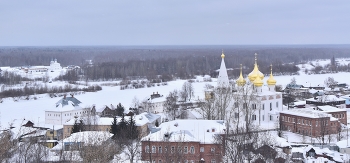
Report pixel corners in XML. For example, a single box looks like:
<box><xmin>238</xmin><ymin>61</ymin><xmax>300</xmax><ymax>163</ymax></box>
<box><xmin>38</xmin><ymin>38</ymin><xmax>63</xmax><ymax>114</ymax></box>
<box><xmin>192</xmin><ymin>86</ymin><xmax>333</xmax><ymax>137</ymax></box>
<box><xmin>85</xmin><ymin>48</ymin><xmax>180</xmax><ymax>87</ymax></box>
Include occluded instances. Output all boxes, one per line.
<box><xmin>1</xmin><ymin>45</ymin><xmax>350</xmax><ymax>80</ymax></box>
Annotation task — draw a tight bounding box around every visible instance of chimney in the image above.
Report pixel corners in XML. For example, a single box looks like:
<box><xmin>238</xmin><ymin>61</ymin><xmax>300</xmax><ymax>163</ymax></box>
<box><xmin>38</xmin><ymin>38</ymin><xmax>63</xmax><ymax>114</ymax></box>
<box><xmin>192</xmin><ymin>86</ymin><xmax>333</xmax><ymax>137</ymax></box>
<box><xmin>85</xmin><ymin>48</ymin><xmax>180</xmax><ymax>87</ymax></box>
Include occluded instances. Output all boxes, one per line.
<box><xmin>71</xmin><ymin>94</ymin><xmax>74</xmax><ymax>98</ymax></box>
<box><xmin>63</xmin><ymin>94</ymin><xmax>66</xmax><ymax>99</ymax></box>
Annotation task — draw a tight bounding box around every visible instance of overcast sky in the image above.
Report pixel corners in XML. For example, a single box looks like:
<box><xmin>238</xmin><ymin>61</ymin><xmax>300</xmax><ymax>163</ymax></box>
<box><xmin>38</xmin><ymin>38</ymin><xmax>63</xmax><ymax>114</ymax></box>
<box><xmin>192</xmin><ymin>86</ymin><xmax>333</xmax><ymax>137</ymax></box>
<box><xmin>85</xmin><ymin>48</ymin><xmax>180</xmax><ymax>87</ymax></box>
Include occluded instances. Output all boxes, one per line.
<box><xmin>1</xmin><ymin>0</ymin><xmax>349</xmax><ymax>46</ymax></box>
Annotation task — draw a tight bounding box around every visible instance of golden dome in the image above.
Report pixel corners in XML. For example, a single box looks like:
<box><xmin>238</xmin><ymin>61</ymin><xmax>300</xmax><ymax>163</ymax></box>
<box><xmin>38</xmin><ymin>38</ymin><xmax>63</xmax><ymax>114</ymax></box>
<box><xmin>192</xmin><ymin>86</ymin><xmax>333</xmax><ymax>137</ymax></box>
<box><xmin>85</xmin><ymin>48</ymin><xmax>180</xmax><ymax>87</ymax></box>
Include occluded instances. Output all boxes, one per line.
<box><xmin>267</xmin><ymin>64</ymin><xmax>277</xmax><ymax>86</ymax></box>
<box><xmin>236</xmin><ymin>64</ymin><xmax>246</xmax><ymax>86</ymax></box>
<box><xmin>221</xmin><ymin>50</ymin><xmax>225</xmax><ymax>58</ymax></box>
<box><xmin>253</xmin><ymin>75</ymin><xmax>263</xmax><ymax>87</ymax></box>
<box><xmin>248</xmin><ymin>53</ymin><xmax>264</xmax><ymax>82</ymax></box>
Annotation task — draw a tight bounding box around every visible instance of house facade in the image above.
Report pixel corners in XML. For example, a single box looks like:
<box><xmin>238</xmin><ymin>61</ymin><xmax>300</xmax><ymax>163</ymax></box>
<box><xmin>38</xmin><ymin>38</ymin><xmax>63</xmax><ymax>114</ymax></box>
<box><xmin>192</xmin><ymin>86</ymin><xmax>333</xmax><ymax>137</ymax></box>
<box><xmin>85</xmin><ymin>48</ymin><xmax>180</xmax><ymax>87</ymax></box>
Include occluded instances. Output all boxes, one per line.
<box><xmin>45</xmin><ymin>95</ymin><xmax>88</xmax><ymax>125</ymax></box>
<box><xmin>280</xmin><ymin>108</ymin><xmax>343</xmax><ymax>137</ymax></box>
<box><xmin>141</xmin><ymin>120</ymin><xmax>225</xmax><ymax>163</ymax></box>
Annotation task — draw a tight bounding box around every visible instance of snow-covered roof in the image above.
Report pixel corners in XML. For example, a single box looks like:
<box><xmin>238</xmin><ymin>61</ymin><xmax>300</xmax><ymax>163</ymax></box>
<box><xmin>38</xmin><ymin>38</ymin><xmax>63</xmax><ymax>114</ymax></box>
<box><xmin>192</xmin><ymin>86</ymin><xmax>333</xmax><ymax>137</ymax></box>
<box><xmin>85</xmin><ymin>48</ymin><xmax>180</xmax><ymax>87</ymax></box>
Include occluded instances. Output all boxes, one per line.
<box><xmin>140</xmin><ymin>112</ymin><xmax>160</xmax><ymax>124</ymax></box>
<box><xmin>306</xmin><ymin>95</ymin><xmax>345</xmax><ymax>102</ymax></box>
<box><xmin>51</xmin><ymin>131</ymin><xmax>112</xmax><ymax>151</ymax></box>
<box><xmin>55</xmin><ymin>96</ymin><xmax>82</xmax><ymax>108</ymax></box>
<box><xmin>187</xmin><ymin>108</ymin><xmax>203</xmax><ymax>119</ymax></box>
<box><xmin>64</xmin><ymin>116</ymin><xmax>113</xmax><ymax>126</ymax></box>
<box><xmin>273</xmin><ymin>136</ymin><xmax>291</xmax><ymax>148</ymax></box>
<box><xmin>280</xmin><ymin>108</ymin><xmax>333</xmax><ymax>119</ymax></box>
<box><xmin>142</xmin><ymin>120</ymin><xmax>225</xmax><ymax>144</ymax></box>
<box><xmin>150</xmin><ymin>96</ymin><xmax>166</xmax><ymax>103</ymax></box>
<box><xmin>294</xmin><ymin>101</ymin><xmax>306</xmax><ymax>106</ymax></box>
<box><xmin>317</xmin><ymin>105</ymin><xmax>346</xmax><ymax>113</ymax></box>
<box><xmin>340</xmin><ymin>94</ymin><xmax>350</xmax><ymax>100</ymax></box>
<box><xmin>336</xmin><ymin>139</ymin><xmax>350</xmax><ymax>148</ymax></box>
<box><xmin>64</xmin><ymin>114</ymin><xmax>152</xmax><ymax>127</ymax></box>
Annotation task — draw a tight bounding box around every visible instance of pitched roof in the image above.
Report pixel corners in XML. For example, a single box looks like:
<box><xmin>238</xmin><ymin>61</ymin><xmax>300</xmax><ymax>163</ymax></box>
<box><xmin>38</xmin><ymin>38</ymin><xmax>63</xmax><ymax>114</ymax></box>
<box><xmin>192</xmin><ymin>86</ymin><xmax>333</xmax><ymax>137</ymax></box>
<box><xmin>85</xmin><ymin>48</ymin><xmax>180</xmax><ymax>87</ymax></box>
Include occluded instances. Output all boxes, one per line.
<box><xmin>142</xmin><ymin>120</ymin><xmax>225</xmax><ymax>143</ymax></box>
<box><xmin>56</xmin><ymin>96</ymin><xmax>82</xmax><ymax>108</ymax></box>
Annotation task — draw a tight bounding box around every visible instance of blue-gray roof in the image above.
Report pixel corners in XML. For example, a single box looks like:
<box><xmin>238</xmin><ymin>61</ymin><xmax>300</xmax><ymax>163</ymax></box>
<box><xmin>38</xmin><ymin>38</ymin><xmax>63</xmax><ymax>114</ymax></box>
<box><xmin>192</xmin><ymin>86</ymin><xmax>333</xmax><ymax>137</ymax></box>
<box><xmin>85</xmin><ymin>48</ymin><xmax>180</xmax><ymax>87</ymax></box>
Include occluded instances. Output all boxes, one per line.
<box><xmin>56</xmin><ymin>97</ymin><xmax>82</xmax><ymax>108</ymax></box>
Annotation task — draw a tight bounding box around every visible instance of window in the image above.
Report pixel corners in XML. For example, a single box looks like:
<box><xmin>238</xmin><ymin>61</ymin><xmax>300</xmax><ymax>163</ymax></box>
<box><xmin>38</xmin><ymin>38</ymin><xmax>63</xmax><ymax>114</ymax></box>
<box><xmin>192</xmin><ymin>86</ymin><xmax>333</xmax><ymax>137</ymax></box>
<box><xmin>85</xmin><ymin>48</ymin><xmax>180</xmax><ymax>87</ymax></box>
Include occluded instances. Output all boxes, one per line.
<box><xmin>158</xmin><ymin>160</ymin><xmax>162</xmax><ymax>163</ymax></box>
<box><xmin>243</xmin><ymin>103</ymin><xmax>248</xmax><ymax>109</ymax></box>
<box><xmin>178</xmin><ymin>147</ymin><xmax>182</xmax><ymax>153</ymax></box>
<box><xmin>211</xmin><ymin>147</ymin><xmax>215</xmax><ymax>153</ymax></box>
<box><xmin>262</xmin><ymin>115</ymin><xmax>264</xmax><ymax>121</ymax></box>
<box><xmin>252</xmin><ymin>115</ymin><xmax>256</xmax><ymax>121</ymax></box>
<box><xmin>190</xmin><ymin>146</ymin><xmax>195</xmax><ymax>154</ymax></box>
<box><xmin>200</xmin><ymin>147</ymin><xmax>204</xmax><ymax>152</ymax></box>
<box><xmin>164</xmin><ymin>147</ymin><xmax>168</xmax><ymax>153</ymax></box>
<box><xmin>252</xmin><ymin>104</ymin><xmax>256</xmax><ymax>109</ymax></box>
<box><xmin>276</xmin><ymin>102</ymin><xmax>278</xmax><ymax>107</ymax></box>
<box><xmin>211</xmin><ymin>159</ymin><xmax>216</xmax><ymax>163</ymax></box>
<box><xmin>262</xmin><ymin>104</ymin><xmax>265</xmax><ymax>110</ymax></box>
<box><xmin>270</xmin><ymin>102</ymin><xmax>272</xmax><ymax>110</ymax></box>
<box><xmin>171</xmin><ymin>146</ymin><xmax>175</xmax><ymax>153</ymax></box>
<box><xmin>235</xmin><ymin>112</ymin><xmax>239</xmax><ymax>119</ymax></box>
<box><xmin>145</xmin><ymin>146</ymin><xmax>149</xmax><ymax>153</ymax></box>
<box><xmin>152</xmin><ymin>146</ymin><xmax>156</xmax><ymax>153</ymax></box>
<box><xmin>282</xmin><ymin>116</ymin><xmax>284</xmax><ymax>121</ymax></box>
<box><xmin>159</xmin><ymin>146</ymin><xmax>162</xmax><ymax>153</ymax></box>
<box><xmin>270</xmin><ymin>115</ymin><xmax>272</xmax><ymax>121</ymax></box>
<box><xmin>316</xmin><ymin>121</ymin><xmax>318</xmax><ymax>126</ymax></box>
<box><xmin>234</xmin><ymin>102</ymin><xmax>238</xmax><ymax>108</ymax></box>
<box><xmin>184</xmin><ymin>146</ymin><xmax>188</xmax><ymax>153</ymax></box>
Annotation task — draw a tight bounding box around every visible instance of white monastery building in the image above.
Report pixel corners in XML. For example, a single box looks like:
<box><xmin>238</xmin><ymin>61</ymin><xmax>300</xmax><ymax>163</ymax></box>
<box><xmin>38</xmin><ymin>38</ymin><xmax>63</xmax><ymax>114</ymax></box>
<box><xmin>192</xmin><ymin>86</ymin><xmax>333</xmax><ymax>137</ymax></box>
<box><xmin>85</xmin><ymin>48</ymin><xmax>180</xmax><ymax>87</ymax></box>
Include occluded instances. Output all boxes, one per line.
<box><xmin>45</xmin><ymin>95</ymin><xmax>88</xmax><ymax>125</ymax></box>
<box><xmin>216</xmin><ymin>52</ymin><xmax>283</xmax><ymax>125</ymax></box>
<box><xmin>49</xmin><ymin>59</ymin><xmax>62</xmax><ymax>71</ymax></box>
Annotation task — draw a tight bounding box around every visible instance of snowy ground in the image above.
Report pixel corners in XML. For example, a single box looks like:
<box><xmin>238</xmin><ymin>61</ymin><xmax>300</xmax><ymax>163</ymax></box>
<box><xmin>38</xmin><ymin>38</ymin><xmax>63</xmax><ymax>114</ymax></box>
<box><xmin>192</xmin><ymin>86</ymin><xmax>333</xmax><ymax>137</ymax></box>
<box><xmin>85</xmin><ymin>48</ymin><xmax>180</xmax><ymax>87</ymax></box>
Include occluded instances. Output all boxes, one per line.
<box><xmin>1</xmin><ymin>58</ymin><xmax>350</xmax><ymax>134</ymax></box>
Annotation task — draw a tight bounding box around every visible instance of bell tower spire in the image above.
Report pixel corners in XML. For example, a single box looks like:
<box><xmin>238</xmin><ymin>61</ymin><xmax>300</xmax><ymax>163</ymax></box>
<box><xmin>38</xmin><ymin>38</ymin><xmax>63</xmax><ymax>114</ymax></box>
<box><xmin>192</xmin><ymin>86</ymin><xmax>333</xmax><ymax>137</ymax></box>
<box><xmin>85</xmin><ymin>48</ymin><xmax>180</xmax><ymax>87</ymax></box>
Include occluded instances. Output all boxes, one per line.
<box><xmin>217</xmin><ymin>50</ymin><xmax>229</xmax><ymax>87</ymax></box>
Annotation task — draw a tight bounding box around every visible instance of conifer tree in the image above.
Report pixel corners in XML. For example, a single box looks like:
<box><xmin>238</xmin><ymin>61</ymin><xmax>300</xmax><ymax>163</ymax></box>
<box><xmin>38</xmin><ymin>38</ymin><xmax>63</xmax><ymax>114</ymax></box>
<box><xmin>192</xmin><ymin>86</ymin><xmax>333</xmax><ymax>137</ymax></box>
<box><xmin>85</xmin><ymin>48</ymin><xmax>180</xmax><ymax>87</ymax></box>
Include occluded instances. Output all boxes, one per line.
<box><xmin>116</xmin><ymin>103</ymin><xmax>125</xmax><ymax>116</ymax></box>
<box><xmin>114</xmin><ymin>114</ymin><xmax>127</xmax><ymax>139</ymax></box>
<box><xmin>110</xmin><ymin>116</ymin><xmax>119</xmax><ymax>139</ymax></box>
<box><xmin>127</xmin><ymin>115</ymin><xmax>139</xmax><ymax>140</ymax></box>
<box><xmin>71</xmin><ymin>119</ymin><xmax>83</xmax><ymax>134</ymax></box>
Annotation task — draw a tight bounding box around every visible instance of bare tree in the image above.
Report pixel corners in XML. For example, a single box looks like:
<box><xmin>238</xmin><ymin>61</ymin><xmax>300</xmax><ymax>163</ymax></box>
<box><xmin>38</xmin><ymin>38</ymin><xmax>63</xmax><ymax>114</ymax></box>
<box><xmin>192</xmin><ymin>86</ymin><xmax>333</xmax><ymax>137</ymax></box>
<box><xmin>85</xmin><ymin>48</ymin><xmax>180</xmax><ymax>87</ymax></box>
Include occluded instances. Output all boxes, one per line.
<box><xmin>180</xmin><ymin>82</ymin><xmax>194</xmax><ymax>102</ymax></box>
<box><xmin>198</xmin><ymin>97</ymin><xmax>216</xmax><ymax>120</ymax></box>
<box><xmin>324</xmin><ymin>77</ymin><xmax>338</xmax><ymax>88</ymax></box>
<box><xmin>164</xmin><ymin>90</ymin><xmax>179</xmax><ymax>120</ymax></box>
<box><xmin>233</xmin><ymin>83</ymin><xmax>259</xmax><ymax>133</ymax></box>
<box><xmin>214</xmin><ymin>86</ymin><xmax>233</xmax><ymax>120</ymax></box>
<box><xmin>0</xmin><ymin>130</ymin><xmax>16</xmax><ymax>162</ymax></box>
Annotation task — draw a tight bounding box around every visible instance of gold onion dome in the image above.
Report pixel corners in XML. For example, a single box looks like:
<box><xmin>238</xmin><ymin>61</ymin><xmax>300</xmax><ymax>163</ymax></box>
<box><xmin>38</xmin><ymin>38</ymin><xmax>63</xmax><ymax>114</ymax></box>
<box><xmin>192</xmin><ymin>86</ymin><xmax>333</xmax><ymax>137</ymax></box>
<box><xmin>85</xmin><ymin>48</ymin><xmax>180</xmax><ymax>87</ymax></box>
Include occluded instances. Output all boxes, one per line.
<box><xmin>253</xmin><ymin>75</ymin><xmax>264</xmax><ymax>87</ymax></box>
<box><xmin>248</xmin><ymin>53</ymin><xmax>264</xmax><ymax>82</ymax></box>
<box><xmin>236</xmin><ymin>64</ymin><xmax>246</xmax><ymax>86</ymax></box>
<box><xmin>267</xmin><ymin>64</ymin><xmax>277</xmax><ymax>86</ymax></box>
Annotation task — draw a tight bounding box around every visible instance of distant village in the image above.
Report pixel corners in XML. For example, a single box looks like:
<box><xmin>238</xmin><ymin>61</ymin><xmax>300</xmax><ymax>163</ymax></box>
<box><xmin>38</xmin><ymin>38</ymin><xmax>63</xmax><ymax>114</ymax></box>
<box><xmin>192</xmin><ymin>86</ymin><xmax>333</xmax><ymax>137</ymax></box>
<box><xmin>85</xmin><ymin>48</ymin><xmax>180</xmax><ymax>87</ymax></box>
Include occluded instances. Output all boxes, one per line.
<box><xmin>2</xmin><ymin>53</ymin><xmax>350</xmax><ymax>162</ymax></box>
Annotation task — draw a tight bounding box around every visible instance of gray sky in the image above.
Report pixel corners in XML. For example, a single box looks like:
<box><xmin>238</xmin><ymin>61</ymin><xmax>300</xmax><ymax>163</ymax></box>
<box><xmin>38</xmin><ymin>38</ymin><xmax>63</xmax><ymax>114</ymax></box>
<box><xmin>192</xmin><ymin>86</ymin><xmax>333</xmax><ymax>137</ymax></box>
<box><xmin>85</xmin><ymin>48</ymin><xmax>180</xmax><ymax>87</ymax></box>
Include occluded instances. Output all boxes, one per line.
<box><xmin>1</xmin><ymin>0</ymin><xmax>349</xmax><ymax>46</ymax></box>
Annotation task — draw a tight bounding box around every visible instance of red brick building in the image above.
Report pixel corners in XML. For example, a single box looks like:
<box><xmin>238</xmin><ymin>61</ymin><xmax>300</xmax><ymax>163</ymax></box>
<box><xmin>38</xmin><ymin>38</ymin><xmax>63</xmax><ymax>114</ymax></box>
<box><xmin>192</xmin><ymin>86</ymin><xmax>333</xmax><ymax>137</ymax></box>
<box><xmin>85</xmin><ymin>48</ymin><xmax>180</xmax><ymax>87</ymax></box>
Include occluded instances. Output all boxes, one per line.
<box><xmin>141</xmin><ymin>120</ymin><xmax>225</xmax><ymax>163</ymax></box>
<box><xmin>280</xmin><ymin>107</ymin><xmax>346</xmax><ymax>137</ymax></box>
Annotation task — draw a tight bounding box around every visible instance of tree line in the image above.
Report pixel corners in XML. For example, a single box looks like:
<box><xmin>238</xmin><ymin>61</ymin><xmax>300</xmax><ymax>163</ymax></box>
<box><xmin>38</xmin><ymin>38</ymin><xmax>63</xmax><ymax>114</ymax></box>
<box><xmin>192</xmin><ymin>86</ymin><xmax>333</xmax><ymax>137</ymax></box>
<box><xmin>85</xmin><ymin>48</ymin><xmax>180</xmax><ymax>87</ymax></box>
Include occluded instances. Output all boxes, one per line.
<box><xmin>1</xmin><ymin>46</ymin><xmax>350</xmax><ymax>80</ymax></box>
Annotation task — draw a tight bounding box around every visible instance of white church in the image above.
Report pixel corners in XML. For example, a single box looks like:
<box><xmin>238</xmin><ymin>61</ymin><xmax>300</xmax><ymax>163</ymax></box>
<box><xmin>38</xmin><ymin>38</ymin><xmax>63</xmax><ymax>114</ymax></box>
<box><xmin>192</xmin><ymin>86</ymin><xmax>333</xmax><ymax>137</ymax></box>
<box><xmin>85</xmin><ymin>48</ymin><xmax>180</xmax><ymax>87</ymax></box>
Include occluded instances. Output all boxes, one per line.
<box><xmin>49</xmin><ymin>59</ymin><xmax>62</xmax><ymax>71</ymax></box>
<box><xmin>217</xmin><ymin>52</ymin><xmax>283</xmax><ymax>126</ymax></box>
